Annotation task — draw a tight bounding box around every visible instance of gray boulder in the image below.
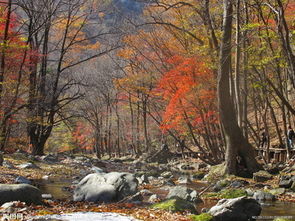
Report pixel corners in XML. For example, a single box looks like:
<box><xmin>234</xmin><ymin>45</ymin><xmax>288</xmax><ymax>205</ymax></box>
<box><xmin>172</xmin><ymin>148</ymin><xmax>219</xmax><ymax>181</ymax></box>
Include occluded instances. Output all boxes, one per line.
<box><xmin>177</xmin><ymin>176</ymin><xmax>192</xmax><ymax>184</ymax></box>
<box><xmin>17</xmin><ymin>162</ymin><xmax>39</xmax><ymax>169</ymax></box>
<box><xmin>279</xmin><ymin>176</ymin><xmax>294</xmax><ymax>188</ymax></box>
<box><xmin>208</xmin><ymin>196</ymin><xmax>261</xmax><ymax>221</ymax></box>
<box><xmin>253</xmin><ymin>170</ymin><xmax>272</xmax><ymax>182</ymax></box>
<box><xmin>41</xmin><ymin>154</ymin><xmax>58</xmax><ymax>163</ymax></box>
<box><xmin>0</xmin><ymin>184</ymin><xmax>42</xmax><ymax>205</ymax></box>
<box><xmin>73</xmin><ymin>172</ymin><xmax>138</xmax><ymax>203</ymax></box>
<box><xmin>166</xmin><ymin>186</ymin><xmax>200</xmax><ymax>203</ymax></box>
<box><xmin>268</xmin><ymin>188</ymin><xmax>285</xmax><ymax>195</ymax></box>
<box><xmin>230</xmin><ymin>180</ymin><xmax>249</xmax><ymax>188</ymax></box>
<box><xmin>279</xmin><ymin>179</ymin><xmax>293</xmax><ymax>188</ymax></box>
<box><xmin>253</xmin><ymin>191</ymin><xmax>275</xmax><ymax>201</ymax></box>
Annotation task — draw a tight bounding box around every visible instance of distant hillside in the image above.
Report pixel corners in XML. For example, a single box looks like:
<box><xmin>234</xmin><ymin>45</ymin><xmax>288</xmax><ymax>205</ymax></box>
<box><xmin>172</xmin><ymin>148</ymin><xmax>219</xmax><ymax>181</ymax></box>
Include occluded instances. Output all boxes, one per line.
<box><xmin>104</xmin><ymin>0</ymin><xmax>145</xmax><ymax>25</ymax></box>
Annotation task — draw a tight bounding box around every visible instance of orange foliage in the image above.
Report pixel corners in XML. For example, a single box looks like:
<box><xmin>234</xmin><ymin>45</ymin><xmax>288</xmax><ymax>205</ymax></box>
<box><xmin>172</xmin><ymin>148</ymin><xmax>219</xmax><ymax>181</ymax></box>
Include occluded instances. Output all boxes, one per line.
<box><xmin>156</xmin><ymin>55</ymin><xmax>217</xmax><ymax>132</ymax></box>
<box><xmin>0</xmin><ymin>3</ymin><xmax>39</xmax><ymax>142</ymax></box>
<box><xmin>72</xmin><ymin>122</ymin><xmax>94</xmax><ymax>151</ymax></box>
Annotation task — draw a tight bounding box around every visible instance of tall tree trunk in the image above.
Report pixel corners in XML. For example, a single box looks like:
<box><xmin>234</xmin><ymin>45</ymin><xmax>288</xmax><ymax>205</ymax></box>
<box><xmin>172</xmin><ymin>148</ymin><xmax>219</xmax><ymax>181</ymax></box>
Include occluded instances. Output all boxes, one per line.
<box><xmin>0</xmin><ymin>0</ymin><xmax>12</xmax><ymax>151</ymax></box>
<box><xmin>142</xmin><ymin>96</ymin><xmax>150</xmax><ymax>152</ymax></box>
<box><xmin>29</xmin><ymin>21</ymin><xmax>51</xmax><ymax>156</ymax></box>
<box><xmin>218</xmin><ymin>0</ymin><xmax>260</xmax><ymax>175</ymax></box>
<box><xmin>128</xmin><ymin>93</ymin><xmax>136</xmax><ymax>155</ymax></box>
<box><xmin>234</xmin><ymin>0</ymin><xmax>242</xmax><ymax>127</ymax></box>
<box><xmin>136</xmin><ymin>91</ymin><xmax>141</xmax><ymax>155</ymax></box>
<box><xmin>115</xmin><ymin>100</ymin><xmax>121</xmax><ymax>157</ymax></box>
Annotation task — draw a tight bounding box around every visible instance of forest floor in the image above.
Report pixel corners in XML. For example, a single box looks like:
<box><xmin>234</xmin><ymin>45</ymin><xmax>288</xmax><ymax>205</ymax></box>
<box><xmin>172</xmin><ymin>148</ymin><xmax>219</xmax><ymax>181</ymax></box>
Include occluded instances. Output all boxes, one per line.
<box><xmin>0</xmin><ymin>152</ymin><xmax>295</xmax><ymax>221</ymax></box>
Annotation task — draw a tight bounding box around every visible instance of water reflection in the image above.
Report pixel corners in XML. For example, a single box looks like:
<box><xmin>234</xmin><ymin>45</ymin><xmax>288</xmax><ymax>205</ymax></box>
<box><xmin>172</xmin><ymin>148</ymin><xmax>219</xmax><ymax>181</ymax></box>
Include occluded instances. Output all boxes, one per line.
<box><xmin>34</xmin><ymin>178</ymin><xmax>72</xmax><ymax>200</ymax></box>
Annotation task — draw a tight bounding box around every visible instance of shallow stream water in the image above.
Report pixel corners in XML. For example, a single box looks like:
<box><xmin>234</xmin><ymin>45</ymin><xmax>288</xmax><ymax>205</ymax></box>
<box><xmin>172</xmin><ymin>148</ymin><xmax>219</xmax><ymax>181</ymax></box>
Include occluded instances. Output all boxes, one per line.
<box><xmin>34</xmin><ymin>178</ymin><xmax>295</xmax><ymax>221</ymax></box>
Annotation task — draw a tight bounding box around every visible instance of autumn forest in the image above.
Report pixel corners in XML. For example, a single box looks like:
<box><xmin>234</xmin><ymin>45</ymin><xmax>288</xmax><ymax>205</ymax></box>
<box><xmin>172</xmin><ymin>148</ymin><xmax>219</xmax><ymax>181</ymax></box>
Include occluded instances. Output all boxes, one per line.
<box><xmin>0</xmin><ymin>0</ymin><xmax>295</xmax><ymax>220</ymax></box>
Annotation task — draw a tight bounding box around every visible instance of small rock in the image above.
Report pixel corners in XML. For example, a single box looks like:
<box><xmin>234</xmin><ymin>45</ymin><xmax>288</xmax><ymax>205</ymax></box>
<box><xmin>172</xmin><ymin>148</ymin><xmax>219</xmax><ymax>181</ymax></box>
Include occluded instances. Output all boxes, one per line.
<box><xmin>245</xmin><ymin>189</ymin><xmax>254</xmax><ymax>197</ymax></box>
<box><xmin>1</xmin><ymin>202</ymin><xmax>16</xmax><ymax>209</ymax></box>
<box><xmin>17</xmin><ymin>162</ymin><xmax>39</xmax><ymax>169</ymax></box>
<box><xmin>177</xmin><ymin>176</ymin><xmax>192</xmax><ymax>184</ymax></box>
<box><xmin>269</xmin><ymin>188</ymin><xmax>285</xmax><ymax>195</ymax></box>
<box><xmin>201</xmin><ymin>208</ymin><xmax>208</xmax><ymax>213</ymax></box>
<box><xmin>253</xmin><ymin>170</ymin><xmax>272</xmax><ymax>182</ymax></box>
<box><xmin>161</xmin><ymin>171</ymin><xmax>173</xmax><ymax>179</ymax></box>
<box><xmin>3</xmin><ymin>160</ymin><xmax>16</xmax><ymax>169</ymax></box>
<box><xmin>204</xmin><ymin>163</ymin><xmax>226</xmax><ymax>181</ymax></box>
<box><xmin>15</xmin><ymin>176</ymin><xmax>31</xmax><ymax>184</ymax></box>
<box><xmin>166</xmin><ymin>186</ymin><xmax>200</xmax><ymax>203</ymax></box>
<box><xmin>137</xmin><ymin>174</ymin><xmax>149</xmax><ymax>185</ymax></box>
<box><xmin>42</xmin><ymin>194</ymin><xmax>53</xmax><ymax>199</ymax></box>
<box><xmin>82</xmin><ymin>162</ymin><xmax>92</xmax><ymax>167</ymax></box>
<box><xmin>140</xmin><ymin>175</ymin><xmax>149</xmax><ymax>184</ymax></box>
<box><xmin>75</xmin><ymin>156</ymin><xmax>89</xmax><ymax>162</ymax></box>
<box><xmin>230</xmin><ymin>180</ymin><xmax>249</xmax><ymax>188</ymax></box>
<box><xmin>213</xmin><ymin>180</ymin><xmax>230</xmax><ymax>192</ymax></box>
<box><xmin>279</xmin><ymin>178</ymin><xmax>293</xmax><ymax>188</ymax></box>
<box><xmin>41</xmin><ymin>154</ymin><xmax>58</xmax><ymax>163</ymax></box>
<box><xmin>253</xmin><ymin>191</ymin><xmax>275</xmax><ymax>201</ymax></box>
<box><xmin>148</xmin><ymin>194</ymin><xmax>159</xmax><ymax>203</ymax></box>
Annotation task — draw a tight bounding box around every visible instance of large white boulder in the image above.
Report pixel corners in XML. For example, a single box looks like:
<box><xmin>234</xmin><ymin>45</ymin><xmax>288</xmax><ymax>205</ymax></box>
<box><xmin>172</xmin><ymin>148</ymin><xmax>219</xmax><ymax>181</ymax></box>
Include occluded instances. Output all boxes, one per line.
<box><xmin>73</xmin><ymin>172</ymin><xmax>138</xmax><ymax>203</ymax></box>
